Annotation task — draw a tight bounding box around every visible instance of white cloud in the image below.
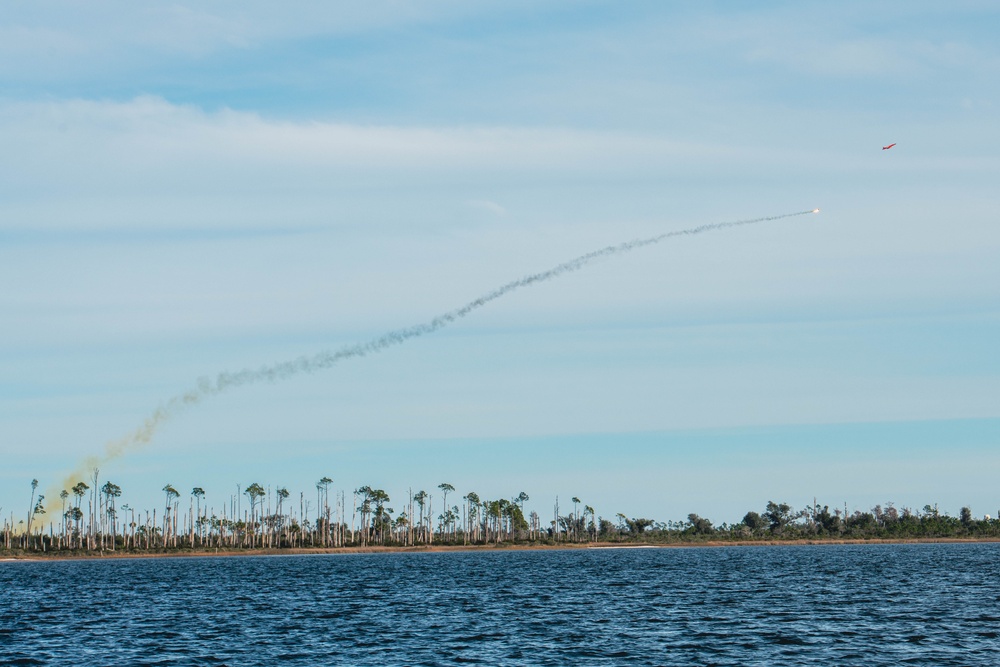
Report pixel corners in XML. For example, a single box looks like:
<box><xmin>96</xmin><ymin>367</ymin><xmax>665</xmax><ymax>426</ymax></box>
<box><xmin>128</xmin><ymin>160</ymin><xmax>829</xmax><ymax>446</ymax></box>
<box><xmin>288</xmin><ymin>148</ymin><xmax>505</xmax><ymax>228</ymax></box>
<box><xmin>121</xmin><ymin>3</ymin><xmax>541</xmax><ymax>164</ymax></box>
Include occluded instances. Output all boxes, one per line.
<box><xmin>746</xmin><ymin>37</ymin><xmax>999</xmax><ymax>78</ymax></box>
<box><xmin>1</xmin><ymin>95</ymin><xmax>706</xmax><ymax>165</ymax></box>
<box><xmin>0</xmin><ymin>96</ymin><xmax>741</xmax><ymax>231</ymax></box>
<box><xmin>0</xmin><ymin>1</ymin><xmax>529</xmax><ymax>63</ymax></box>
<box><xmin>662</xmin><ymin>4</ymin><xmax>1000</xmax><ymax>80</ymax></box>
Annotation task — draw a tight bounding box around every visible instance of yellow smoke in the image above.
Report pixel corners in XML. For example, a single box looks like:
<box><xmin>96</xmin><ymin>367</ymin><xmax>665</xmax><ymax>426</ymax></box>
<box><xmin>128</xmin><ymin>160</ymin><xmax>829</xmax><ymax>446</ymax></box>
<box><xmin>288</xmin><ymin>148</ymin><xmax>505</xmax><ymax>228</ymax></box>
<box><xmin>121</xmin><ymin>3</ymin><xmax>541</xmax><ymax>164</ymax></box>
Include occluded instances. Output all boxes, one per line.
<box><xmin>43</xmin><ymin>392</ymin><xmax>200</xmax><ymax>514</ymax></box>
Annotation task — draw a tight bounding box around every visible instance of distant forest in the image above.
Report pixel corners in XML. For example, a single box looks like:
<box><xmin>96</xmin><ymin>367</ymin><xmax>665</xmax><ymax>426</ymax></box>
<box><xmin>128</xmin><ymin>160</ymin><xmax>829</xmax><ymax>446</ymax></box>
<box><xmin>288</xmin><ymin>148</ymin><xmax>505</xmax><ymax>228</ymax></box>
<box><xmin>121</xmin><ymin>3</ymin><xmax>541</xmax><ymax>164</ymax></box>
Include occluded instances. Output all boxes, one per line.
<box><xmin>4</xmin><ymin>472</ymin><xmax>999</xmax><ymax>554</ymax></box>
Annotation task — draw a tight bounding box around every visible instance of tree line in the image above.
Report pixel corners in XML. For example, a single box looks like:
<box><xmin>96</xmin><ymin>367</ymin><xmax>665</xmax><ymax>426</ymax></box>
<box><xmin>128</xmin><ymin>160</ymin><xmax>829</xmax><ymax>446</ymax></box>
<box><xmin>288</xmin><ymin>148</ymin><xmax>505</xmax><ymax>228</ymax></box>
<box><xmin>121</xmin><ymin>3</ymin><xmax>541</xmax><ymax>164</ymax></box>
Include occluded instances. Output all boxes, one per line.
<box><xmin>2</xmin><ymin>473</ymin><xmax>998</xmax><ymax>554</ymax></box>
<box><xmin>2</xmin><ymin>472</ymin><xmax>547</xmax><ymax>553</ymax></box>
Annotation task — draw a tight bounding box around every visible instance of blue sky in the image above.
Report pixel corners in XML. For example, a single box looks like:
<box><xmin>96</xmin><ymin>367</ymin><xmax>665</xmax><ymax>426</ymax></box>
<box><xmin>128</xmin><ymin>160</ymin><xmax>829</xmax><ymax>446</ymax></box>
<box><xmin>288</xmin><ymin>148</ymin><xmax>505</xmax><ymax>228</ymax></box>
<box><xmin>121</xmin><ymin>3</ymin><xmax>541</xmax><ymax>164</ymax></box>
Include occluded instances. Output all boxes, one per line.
<box><xmin>2</xmin><ymin>1</ymin><xmax>999</xmax><ymax>526</ymax></box>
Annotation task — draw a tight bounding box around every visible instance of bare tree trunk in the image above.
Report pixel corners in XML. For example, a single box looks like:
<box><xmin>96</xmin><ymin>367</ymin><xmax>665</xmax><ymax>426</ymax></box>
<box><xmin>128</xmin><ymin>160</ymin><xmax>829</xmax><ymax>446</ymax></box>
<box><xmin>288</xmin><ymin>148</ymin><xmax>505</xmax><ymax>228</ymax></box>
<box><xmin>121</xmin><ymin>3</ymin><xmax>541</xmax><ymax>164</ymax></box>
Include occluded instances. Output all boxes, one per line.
<box><xmin>340</xmin><ymin>491</ymin><xmax>346</xmax><ymax>547</ymax></box>
<box><xmin>351</xmin><ymin>494</ymin><xmax>356</xmax><ymax>545</ymax></box>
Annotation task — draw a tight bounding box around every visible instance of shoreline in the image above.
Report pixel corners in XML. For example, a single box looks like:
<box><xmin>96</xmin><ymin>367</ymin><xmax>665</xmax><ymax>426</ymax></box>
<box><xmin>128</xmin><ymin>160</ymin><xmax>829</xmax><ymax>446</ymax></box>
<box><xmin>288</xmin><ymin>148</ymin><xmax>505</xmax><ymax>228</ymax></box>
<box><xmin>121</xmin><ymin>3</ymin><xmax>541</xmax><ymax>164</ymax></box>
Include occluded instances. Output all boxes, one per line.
<box><xmin>4</xmin><ymin>537</ymin><xmax>999</xmax><ymax>562</ymax></box>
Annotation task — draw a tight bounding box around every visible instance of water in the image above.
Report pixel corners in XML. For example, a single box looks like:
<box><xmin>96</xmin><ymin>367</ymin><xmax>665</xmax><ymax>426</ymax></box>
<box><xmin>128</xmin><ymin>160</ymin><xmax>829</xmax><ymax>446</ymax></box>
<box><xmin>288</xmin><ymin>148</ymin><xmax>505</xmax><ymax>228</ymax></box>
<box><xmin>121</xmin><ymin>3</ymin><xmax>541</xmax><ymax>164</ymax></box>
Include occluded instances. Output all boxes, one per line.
<box><xmin>3</xmin><ymin>543</ymin><xmax>999</xmax><ymax>666</ymax></box>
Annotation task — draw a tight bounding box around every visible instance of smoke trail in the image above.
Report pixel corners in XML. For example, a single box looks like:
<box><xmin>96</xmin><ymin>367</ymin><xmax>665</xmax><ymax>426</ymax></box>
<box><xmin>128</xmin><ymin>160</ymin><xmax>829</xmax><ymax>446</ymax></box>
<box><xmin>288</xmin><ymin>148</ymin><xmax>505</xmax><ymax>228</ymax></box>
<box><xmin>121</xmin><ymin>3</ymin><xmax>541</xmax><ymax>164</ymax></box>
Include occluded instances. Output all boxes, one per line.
<box><xmin>52</xmin><ymin>208</ymin><xmax>816</xmax><ymax>497</ymax></box>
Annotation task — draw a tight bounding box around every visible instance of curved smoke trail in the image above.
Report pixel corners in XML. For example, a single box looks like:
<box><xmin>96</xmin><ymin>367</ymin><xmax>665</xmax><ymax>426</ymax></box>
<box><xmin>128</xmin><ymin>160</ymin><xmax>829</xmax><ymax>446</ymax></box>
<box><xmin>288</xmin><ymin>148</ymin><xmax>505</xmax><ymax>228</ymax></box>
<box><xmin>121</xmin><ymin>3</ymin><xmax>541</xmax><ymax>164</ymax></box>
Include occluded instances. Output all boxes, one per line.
<box><xmin>55</xmin><ymin>208</ymin><xmax>817</xmax><ymax>494</ymax></box>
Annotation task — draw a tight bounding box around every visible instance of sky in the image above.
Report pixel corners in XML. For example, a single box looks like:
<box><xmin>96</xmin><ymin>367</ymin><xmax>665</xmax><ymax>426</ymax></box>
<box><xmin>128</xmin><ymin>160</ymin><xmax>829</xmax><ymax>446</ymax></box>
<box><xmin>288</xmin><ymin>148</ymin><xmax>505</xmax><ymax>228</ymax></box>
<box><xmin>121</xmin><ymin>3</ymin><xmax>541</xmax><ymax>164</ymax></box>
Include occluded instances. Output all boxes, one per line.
<box><xmin>2</xmin><ymin>1</ymin><xmax>999</xmax><ymax>528</ymax></box>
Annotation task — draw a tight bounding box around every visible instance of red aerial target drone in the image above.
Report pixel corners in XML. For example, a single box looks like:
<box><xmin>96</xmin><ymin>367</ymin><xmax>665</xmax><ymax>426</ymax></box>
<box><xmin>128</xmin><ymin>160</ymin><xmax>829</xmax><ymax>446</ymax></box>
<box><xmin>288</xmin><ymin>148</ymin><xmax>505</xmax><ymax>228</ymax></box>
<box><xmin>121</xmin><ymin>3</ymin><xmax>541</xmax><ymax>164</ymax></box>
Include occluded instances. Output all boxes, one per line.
<box><xmin>882</xmin><ymin>143</ymin><xmax>896</xmax><ymax>150</ymax></box>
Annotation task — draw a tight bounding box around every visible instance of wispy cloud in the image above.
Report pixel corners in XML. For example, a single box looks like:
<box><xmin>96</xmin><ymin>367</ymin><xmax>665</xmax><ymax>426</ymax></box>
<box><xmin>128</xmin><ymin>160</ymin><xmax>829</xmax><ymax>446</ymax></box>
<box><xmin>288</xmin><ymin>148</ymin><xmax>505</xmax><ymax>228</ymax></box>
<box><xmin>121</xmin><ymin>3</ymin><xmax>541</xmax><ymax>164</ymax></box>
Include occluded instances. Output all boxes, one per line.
<box><xmin>1</xmin><ymin>96</ymin><xmax>714</xmax><ymax>165</ymax></box>
<box><xmin>745</xmin><ymin>37</ymin><xmax>999</xmax><ymax>78</ymax></box>
<box><xmin>468</xmin><ymin>200</ymin><xmax>507</xmax><ymax>216</ymax></box>
<box><xmin>0</xmin><ymin>96</ymin><xmax>739</xmax><ymax>231</ymax></box>
<box><xmin>0</xmin><ymin>1</ymin><xmax>528</xmax><ymax>63</ymax></box>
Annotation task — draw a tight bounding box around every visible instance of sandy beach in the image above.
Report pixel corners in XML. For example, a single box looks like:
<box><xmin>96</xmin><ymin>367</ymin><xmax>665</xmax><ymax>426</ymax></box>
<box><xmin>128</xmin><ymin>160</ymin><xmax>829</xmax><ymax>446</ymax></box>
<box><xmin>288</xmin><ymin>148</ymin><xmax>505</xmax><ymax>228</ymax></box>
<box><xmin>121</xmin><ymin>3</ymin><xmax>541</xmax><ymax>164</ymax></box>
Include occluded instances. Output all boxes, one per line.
<box><xmin>4</xmin><ymin>537</ymin><xmax>998</xmax><ymax>562</ymax></box>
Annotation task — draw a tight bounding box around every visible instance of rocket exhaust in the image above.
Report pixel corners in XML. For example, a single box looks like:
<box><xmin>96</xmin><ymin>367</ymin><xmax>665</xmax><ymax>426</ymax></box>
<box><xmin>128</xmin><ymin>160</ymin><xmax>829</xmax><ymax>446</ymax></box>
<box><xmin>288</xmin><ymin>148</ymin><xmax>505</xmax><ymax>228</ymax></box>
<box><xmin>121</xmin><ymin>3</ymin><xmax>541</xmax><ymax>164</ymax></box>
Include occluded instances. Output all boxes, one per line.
<box><xmin>49</xmin><ymin>208</ymin><xmax>818</xmax><ymax>500</ymax></box>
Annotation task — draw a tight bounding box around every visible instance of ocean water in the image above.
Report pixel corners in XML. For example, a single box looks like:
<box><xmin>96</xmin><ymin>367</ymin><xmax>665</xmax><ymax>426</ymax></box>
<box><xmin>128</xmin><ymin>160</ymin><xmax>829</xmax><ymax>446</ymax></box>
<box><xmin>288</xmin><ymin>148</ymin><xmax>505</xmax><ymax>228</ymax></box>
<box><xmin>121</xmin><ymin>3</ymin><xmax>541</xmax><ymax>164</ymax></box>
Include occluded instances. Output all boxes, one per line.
<box><xmin>2</xmin><ymin>543</ymin><xmax>999</xmax><ymax>666</ymax></box>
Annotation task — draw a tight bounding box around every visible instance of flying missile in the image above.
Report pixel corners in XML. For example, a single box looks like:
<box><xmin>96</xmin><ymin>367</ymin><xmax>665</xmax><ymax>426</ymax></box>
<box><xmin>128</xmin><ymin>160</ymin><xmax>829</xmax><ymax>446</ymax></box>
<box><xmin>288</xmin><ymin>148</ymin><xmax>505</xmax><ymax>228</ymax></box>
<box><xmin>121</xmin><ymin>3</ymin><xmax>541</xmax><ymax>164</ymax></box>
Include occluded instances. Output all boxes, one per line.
<box><xmin>812</xmin><ymin>208</ymin><xmax>820</xmax><ymax>213</ymax></box>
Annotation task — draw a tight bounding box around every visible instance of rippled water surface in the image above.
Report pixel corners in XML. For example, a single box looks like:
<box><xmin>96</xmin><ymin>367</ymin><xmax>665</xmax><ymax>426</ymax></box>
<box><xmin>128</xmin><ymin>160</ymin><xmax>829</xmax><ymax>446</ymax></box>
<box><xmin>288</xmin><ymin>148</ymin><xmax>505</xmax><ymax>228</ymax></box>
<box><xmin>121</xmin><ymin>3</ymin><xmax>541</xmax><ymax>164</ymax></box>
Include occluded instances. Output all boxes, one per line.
<box><xmin>3</xmin><ymin>543</ymin><xmax>1000</xmax><ymax>665</ymax></box>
